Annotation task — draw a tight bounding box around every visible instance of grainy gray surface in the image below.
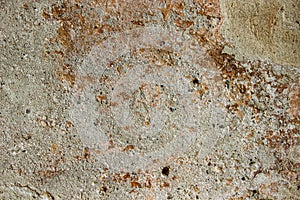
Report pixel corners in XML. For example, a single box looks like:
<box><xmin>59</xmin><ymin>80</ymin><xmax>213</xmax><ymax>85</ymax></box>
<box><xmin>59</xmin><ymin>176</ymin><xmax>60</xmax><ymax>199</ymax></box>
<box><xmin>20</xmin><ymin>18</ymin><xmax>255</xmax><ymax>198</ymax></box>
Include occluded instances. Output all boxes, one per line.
<box><xmin>0</xmin><ymin>0</ymin><xmax>299</xmax><ymax>199</ymax></box>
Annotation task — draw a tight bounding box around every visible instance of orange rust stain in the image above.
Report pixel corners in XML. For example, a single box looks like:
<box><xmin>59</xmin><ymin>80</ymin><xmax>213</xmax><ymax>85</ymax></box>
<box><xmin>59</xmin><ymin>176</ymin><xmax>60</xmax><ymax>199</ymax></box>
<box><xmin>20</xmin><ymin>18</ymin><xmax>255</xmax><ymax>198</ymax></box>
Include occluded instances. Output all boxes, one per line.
<box><xmin>23</xmin><ymin>3</ymin><xmax>29</xmax><ymax>10</ymax></box>
<box><xmin>173</xmin><ymin>1</ymin><xmax>185</xmax><ymax>16</ymax></box>
<box><xmin>245</xmin><ymin>132</ymin><xmax>254</xmax><ymax>139</ymax></box>
<box><xmin>160</xmin><ymin>181</ymin><xmax>170</xmax><ymax>188</ymax></box>
<box><xmin>174</xmin><ymin>18</ymin><xmax>194</xmax><ymax>29</ymax></box>
<box><xmin>45</xmin><ymin>0</ymin><xmax>160</xmax><ymax>58</ymax></box>
<box><xmin>123</xmin><ymin>145</ymin><xmax>135</xmax><ymax>152</ymax></box>
<box><xmin>51</xmin><ymin>4</ymin><xmax>65</xmax><ymax>20</ymax></box>
<box><xmin>130</xmin><ymin>181</ymin><xmax>141</xmax><ymax>188</ymax></box>
<box><xmin>131</xmin><ymin>20</ymin><xmax>145</xmax><ymax>26</ymax></box>
<box><xmin>116</xmin><ymin>65</ymin><xmax>122</xmax><ymax>74</ymax></box>
<box><xmin>160</xmin><ymin>0</ymin><xmax>188</xmax><ymax>21</ymax></box>
<box><xmin>44</xmin><ymin>0</ymin><xmax>224</xmax><ymax>88</ymax></box>
<box><xmin>236</xmin><ymin>109</ymin><xmax>244</xmax><ymax>119</ymax></box>
<box><xmin>195</xmin><ymin>0</ymin><xmax>221</xmax><ymax>18</ymax></box>
<box><xmin>96</xmin><ymin>95</ymin><xmax>108</xmax><ymax>102</ymax></box>
<box><xmin>144</xmin><ymin>120</ymin><xmax>151</xmax><ymax>126</ymax></box>
<box><xmin>160</xmin><ymin>0</ymin><xmax>172</xmax><ymax>21</ymax></box>
<box><xmin>53</xmin><ymin>50</ymin><xmax>64</xmax><ymax>57</ymax></box>
<box><xmin>288</xmin><ymin>81</ymin><xmax>300</xmax><ymax>125</ymax></box>
<box><xmin>83</xmin><ymin>147</ymin><xmax>90</xmax><ymax>159</ymax></box>
<box><xmin>123</xmin><ymin>173</ymin><xmax>131</xmax><ymax>179</ymax></box>
<box><xmin>108</xmin><ymin>139</ymin><xmax>115</xmax><ymax>149</ymax></box>
<box><xmin>51</xmin><ymin>143</ymin><xmax>57</xmax><ymax>153</ymax></box>
<box><xmin>55</xmin><ymin>65</ymin><xmax>76</xmax><ymax>86</ymax></box>
<box><xmin>57</xmin><ymin>23</ymin><xmax>73</xmax><ymax>51</ymax></box>
<box><xmin>193</xmin><ymin>82</ymin><xmax>209</xmax><ymax>99</ymax></box>
<box><xmin>66</xmin><ymin>120</ymin><xmax>73</xmax><ymax>128</ymax></box>
<box><xmin>42</xmin><ymin>11</ymin><xmax>51</xmax><ymax>20</ymax></box>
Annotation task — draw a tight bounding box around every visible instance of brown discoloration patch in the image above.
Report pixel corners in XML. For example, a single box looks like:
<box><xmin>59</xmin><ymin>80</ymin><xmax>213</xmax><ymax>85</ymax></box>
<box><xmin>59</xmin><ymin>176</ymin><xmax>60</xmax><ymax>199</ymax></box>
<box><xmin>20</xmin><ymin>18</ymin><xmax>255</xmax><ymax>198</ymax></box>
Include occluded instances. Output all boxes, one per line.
<box><xmin>96</xmin><ymin>95</ymin><xmax>108</xmax><ymax>102</ymax></box>
<box><xmin>65</xmin><ymin>120</ymin><xmax>73</xmax><ymax>128</ymax></box>
<box><xmin>42</xmin><ymin>11</ymin><xmax>51</xmax><ymax>20</ymax></box>
<box><xmin>57</xmin><ymin>22</ymin><xmax>74</xmax><ymax>51</ymax></box>
<box><xmin>160</xmin><ymin>0</ymin><xmax>172</xmax><ymax>21</ymax></box>
<box><xmin>172</xmin><ymin>1</ymin><xmax>185</xmax><ymax>17</ymax></box>
<box><xmin>55</xmin><ymin>64</ymin><xmax>76</xmax><ymax>86</ymax></box>
<box><xmin>195</xmin><ymin>0</ymin><xmax>221</xmax><ymax>18</ymax></box>
<box><xmin>44</xmin><ymin>0</ymin><xmax>161</xmax><ymax>57</ymax></box>
<box><xmin>130</xmin><ymin>181</ymin><xmax>141</xmax><ymax>188</ymax></box>
<box><xmin>174</xmin><ymin>18</ymin><xmax>194</xmax><ymax>29</ymax></box>
<box><xmin>288</xmin><ymin>78</ymin><xmax>300</xmax><ymax>125</ymax></box>
<box><xmin>160</xmin><ymin>181</ymin><xmax>170</xmax><ymax>188</ymax></box>
<box><xmin>43</xmin><ymin>0</ymin><xmax>225</xmax><ymax>88</ymax></box>
<box><xmin>123</xmin><ymin>145</ymin><xmax>135</xmax><ymax>152</ymax></box>
<box><xmin>191</xmin><ymin>2</ymin><xmax>299</xmax><ymax>195</ymax></box>
<box><xmin>43</xmin><ymin>1</ymin><xmax>161</xmax><ymax>86</ymax></box>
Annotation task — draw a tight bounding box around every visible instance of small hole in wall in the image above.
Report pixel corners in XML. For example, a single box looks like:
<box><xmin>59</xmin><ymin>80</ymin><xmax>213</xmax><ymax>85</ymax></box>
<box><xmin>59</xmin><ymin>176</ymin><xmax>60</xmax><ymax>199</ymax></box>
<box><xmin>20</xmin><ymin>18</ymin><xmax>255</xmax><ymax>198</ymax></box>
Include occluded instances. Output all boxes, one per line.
<box><xmin>162</xmin><ymin>166</ymin><xmax>170</xmax><ymax>176</ymax></box>
<box><xmin>169</xmin><ymin>107</ymin><xmax>176</xmax><ymax>112</ymax></box>
<box><xmin>192</xmin><ymin>78</ymin><xmax>199</xmax><ymax>85</ymax></box>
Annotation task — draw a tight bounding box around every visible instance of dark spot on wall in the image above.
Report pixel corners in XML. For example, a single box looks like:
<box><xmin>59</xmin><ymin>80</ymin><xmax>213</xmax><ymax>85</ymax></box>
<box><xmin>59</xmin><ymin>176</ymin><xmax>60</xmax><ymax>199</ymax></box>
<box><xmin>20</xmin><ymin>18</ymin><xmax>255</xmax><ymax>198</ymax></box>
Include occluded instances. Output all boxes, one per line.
<box><xmin>162</xmin><ymin>166</ymin><xmax>170</xmax><ymax>176</ymax></box>
<box><xmin>192</xmin><ymin>78</ymin><xmax>199</xmax><ymax>85</ymax></box>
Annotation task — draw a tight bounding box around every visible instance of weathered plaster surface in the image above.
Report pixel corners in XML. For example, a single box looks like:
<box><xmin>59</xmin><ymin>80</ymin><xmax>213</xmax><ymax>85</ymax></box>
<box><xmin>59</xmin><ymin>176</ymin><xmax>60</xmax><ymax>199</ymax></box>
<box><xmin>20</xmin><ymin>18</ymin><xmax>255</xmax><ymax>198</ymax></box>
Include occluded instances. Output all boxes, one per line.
<box><xmin>220</xmin><ymin>0</ymin><xmax>300</xmax><ymax>67</ymax></box>
<box><xmin>0</xmin><ymin>0</ymin><xmax>299</xmax><ymax>199</ymax></box>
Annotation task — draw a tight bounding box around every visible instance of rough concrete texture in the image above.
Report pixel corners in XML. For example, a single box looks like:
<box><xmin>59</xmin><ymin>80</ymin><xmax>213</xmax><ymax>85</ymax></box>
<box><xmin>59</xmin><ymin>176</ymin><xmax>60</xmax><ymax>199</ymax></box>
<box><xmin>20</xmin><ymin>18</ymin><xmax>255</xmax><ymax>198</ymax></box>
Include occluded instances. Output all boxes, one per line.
<box><xmin>0</xmin><ymin>0</ymin><xmax>299</xmax><ymax>200</ymax></box>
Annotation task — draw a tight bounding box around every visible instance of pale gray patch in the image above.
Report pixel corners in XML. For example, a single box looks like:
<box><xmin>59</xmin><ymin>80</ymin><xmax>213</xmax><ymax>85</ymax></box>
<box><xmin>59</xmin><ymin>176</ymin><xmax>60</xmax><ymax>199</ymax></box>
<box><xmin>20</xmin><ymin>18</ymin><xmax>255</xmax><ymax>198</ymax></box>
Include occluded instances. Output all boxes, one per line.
<box><xmin>70</xmin><ymin>25</ymin><xmax>229</xmax><ymax>172</ymax></box>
